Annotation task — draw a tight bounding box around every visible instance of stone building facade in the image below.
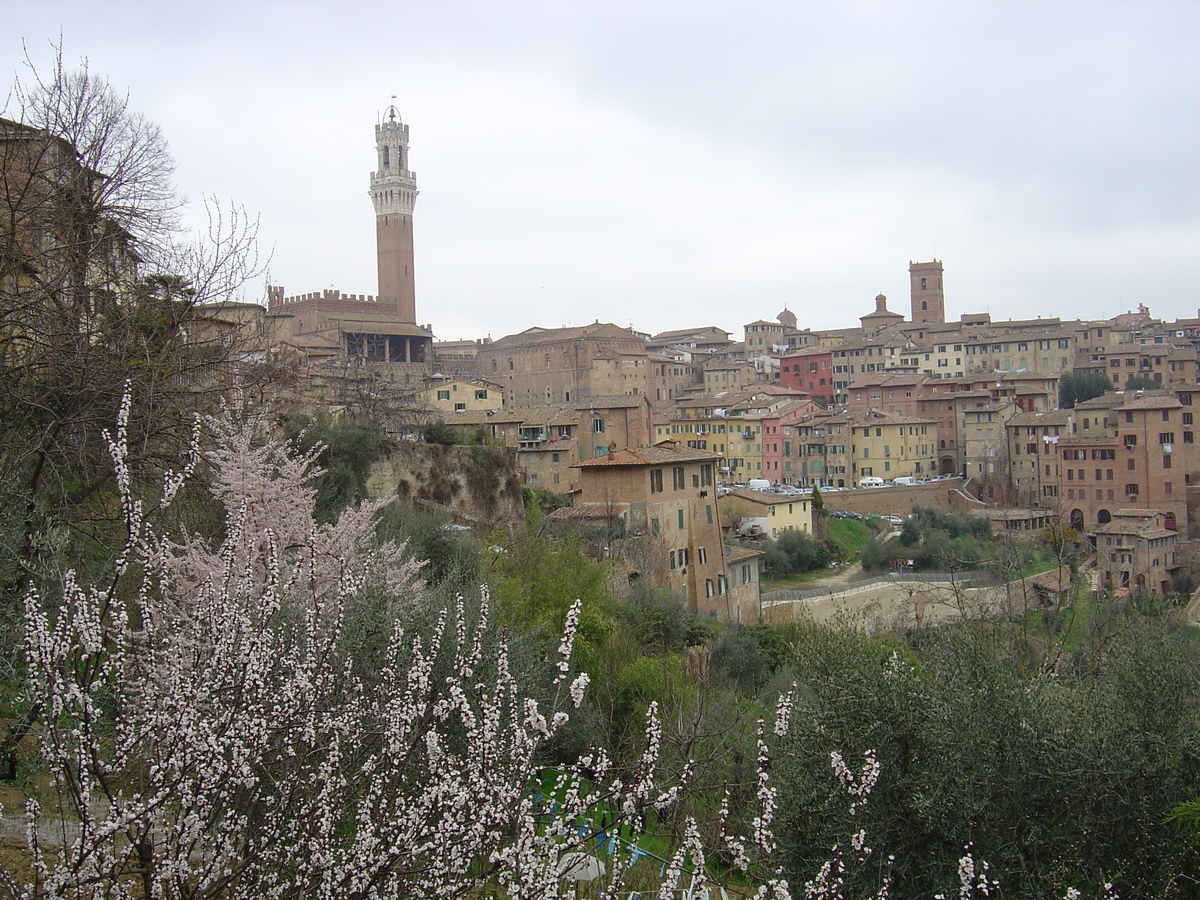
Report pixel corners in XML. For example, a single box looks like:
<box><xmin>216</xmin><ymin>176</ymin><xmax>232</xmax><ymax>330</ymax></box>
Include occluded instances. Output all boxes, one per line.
<box><xmin>718</xmin><ymin>489</ymin><xmax>813</xmax><ymax>539</ymax></box>
<box><xmin>1092</xmin><ymin>510</ymin><xmax>1181</xmax><ymax>597</ymax></box>
<box><xmin>436</xmin><ymin>395</ymin><xmax>654</xmax><ymax>495</ymax></box>
<box><xmin>475</xmin><ymin>323</ymin><xmax>649</xmax><ymax>407</ymax></box>
<box><xmin>850</xmin><ymin>411</ymin><xmax>938</xmax><ymax>483</ymax></box>
<box><xmin>567</xmin><ymin>443</ymin><xmax>744</xmax><ymax>620</ymax></box>
<box><xmin>425</xmin><ymin>377</ymin><xmax>504</xmax><ymax>414</ymax></box>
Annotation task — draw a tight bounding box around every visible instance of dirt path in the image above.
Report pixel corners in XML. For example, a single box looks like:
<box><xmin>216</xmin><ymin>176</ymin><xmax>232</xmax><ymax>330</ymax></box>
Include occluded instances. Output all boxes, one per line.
<box><xmin>765</xmin><ymin>528</ymin><xmax>900</xmax><ymax>591</ymax></box>
<box><xmin>795</xmin><ymin>561</ymin><xmax>866</xmax><ymax>589</ymax></box>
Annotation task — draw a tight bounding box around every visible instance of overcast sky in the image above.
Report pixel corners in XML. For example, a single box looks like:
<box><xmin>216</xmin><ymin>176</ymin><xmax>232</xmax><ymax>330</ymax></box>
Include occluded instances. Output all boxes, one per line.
<box><xmin>5</xmin><ymin>1</ymin><xmax>1199</xmax><ymax>342</ymax></box>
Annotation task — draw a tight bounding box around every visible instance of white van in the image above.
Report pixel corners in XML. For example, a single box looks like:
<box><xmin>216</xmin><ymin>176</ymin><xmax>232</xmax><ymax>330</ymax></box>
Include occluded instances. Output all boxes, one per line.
<box><xmin>747</xmin><ymin>478</ymin><xmax>772</xmax><ymax>491</ymax></box>
<box><xmin>858</xmin><ymin>476</ymin><xmax>885</xmax><ymax>488</ymax></box>
<box><xmin>891</xmin><ymin>476</ymin><xmax>917</xmax><ymax>486</ymax></box>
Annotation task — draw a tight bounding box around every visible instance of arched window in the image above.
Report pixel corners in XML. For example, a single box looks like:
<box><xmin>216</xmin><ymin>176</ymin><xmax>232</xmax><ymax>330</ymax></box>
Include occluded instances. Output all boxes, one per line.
<box><xmin>921</xmin><ymin>277</ymin><xmax>927</xmax><ymax>289</ymax></box>
<box><xmin>922</xmin><ymin>301</ymin><xmax>928</xmax><ymax>311</ymax></box>
<box><xmin>382</xmin><ymin>145</ymin><xmax>389</xmax><ymax>169</ymax></box>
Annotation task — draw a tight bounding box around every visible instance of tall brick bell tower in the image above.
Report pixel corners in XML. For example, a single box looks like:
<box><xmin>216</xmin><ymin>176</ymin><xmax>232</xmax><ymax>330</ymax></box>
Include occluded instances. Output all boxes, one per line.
<box><xmin>370</xmin><ymin>105</ymin><xmax>419</xmax><ymax>323</ymax></box>
<box><xmin>909</xmin><ymin>259</ymin><xmax>945</xmax><ymax>324</ymax></box>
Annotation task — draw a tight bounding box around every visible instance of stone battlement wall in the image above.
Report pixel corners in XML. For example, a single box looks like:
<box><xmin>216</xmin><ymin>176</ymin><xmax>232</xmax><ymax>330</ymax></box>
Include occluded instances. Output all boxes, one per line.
<box><xmin>267</xmin><ymin>286</ymin><xmax>399</xmax><ymax>313</ymax></box>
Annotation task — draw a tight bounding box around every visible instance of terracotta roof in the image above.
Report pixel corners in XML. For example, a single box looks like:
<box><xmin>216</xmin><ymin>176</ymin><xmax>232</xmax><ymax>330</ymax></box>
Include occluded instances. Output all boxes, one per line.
<box><xmin>1031</xmin><ymin>567</ymin><xmax>1071</xmax><ymax>594</ymax></box>
<box><xmin>649</xmin><ymin>326</ymin><xmax>731</xmax><ymax>342</ymax></box>
<box><xmin>334</xmin><ymin>320</ymin><xmax>433</xmax><ymax>337</ymax></box>
<box><xmin>1116</xmin><ymin>393</ymin><xmax>1183</xmax><ymax>411</ymax></box>
<box><xmin>591</xmin><ymin>348</ymin><xmax>647</xmax><ymax>361</ymax></box>
<box><xmin>848</xmin><ymin>373</ymin><xmax>928</xmax><ymax>389</ymax></box>
<box><xmin>1093</xmin><ymin>520</ymin><xmax>1178</xmax><ymax>539</ymax></box>
<box><xmin>444</xmin><ymin>406</ymin><xmax>580</xmax><ymax>427</ymax></box>
<box><xmin>762</xmin><ymin>399</ymin><xmax>821</xmax><ymax>419</ymax></box>
<box><xmin>196</xmin><ymin>300</ymin><xmax>267</xmax><ymax>313</ymax></box>
<box><xmin>547</xmin><ymin>502</ymin><xmax>631</xmax><ymax>521</ymax></box>
<box><xmin>781</xmin><ymin>346</ymin><xmax>834</xmax><ymax>360</ymax></box>
<box><xmin>486</xmin><ymin>322</ymin><xmax>642</xmax><ymax>349</ymax></box>
<box><xmin>1091</xmin><ymin>509</ymin><xmax>1176</xmax><ymax>536</ymax></box>
<box><xmin>575</xmin><ymin>443</ymin><xmax>722</xmax><ymax>467</ymax></box>
<box><xmin>1007</xmin><ymin>410</ymin><xmax>1074</xmax><ymax>427</ymax></box>
<box><xmin>292</xmin><ymin>333</ymin><xmax>342</xmax><ymax>351</ymax></box>
<box><xmin>498</xmin><ymin>404</ymin><xmax>576</xmax><ymax>425</ymax></box>
<box><xmin>675</xmin><ymin>385</ymin><xmax>804</xmax><ymax>408</ymax></box>
<box><xmin>437</xmin><ymin>410</ymin><xmax>494</xmax><ymax>425</ymax></box>
<box><xmin>725</xmin><ymin>546</ymin><xmax>764</xmax><ymax>563</ymax></box>
<box><xmin>1073</xmin><ymin>394</ymin><xmax>1118</xmax><ymax>411</ymax></box>
<box><xmin>950</xmin><ymin>389</ymin><xmax>995</xmax><ymax>399</ymax></box>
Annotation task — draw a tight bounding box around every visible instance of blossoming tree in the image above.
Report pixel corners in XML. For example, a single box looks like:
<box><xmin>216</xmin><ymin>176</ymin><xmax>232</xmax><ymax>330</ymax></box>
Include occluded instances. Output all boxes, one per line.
<box><xmin>2</xmin><ymin>394</ymin><xmax>1117</xmax><ymax>900</ymax></box>
<box><xmin>6</xmin><ymin>397</ymin><xmax>614</xmax><ymax>899</ymax></box>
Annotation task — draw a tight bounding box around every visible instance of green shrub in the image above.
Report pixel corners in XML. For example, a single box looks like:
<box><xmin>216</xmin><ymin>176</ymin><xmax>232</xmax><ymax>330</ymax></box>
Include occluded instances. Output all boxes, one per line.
<box><xmin>421</xmin><ymin>420</ymin><xmax>458</xmax><ymax>445</ymax></box>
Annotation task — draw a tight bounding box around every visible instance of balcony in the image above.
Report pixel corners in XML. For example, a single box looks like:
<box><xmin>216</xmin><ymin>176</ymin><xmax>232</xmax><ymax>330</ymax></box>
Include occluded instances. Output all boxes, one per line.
<box><xmin>518</xmin><ymin>429</ymin><xmax>548</xmax><ymax>447</ymax></box>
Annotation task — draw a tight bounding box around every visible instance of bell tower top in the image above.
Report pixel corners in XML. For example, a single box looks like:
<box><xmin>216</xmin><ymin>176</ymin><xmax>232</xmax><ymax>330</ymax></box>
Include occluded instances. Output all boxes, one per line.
<box><xmin>370</xmin><ymin>103</ymin><xmax>418</xmax><ymax>217</ymax></box>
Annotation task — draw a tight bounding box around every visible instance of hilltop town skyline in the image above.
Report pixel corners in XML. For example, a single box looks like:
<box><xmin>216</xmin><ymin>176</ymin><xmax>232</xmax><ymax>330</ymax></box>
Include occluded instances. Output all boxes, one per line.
<box><xmin>8</xmin><ymin>19</ymin><xmax>1200</xmax><ymax>891</ymax></box>
<box><xmin>6</xmin><ymin>2</ymin><xmax>1199</xmax><ymax>342</ymax></box>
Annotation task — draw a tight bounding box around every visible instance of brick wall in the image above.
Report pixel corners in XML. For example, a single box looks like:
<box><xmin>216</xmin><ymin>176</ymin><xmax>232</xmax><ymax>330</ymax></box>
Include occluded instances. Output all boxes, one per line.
<box><xmin>821</xmin><ymin>478</ymin><xmax>980</xmax><ymax>517</ymax></box>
